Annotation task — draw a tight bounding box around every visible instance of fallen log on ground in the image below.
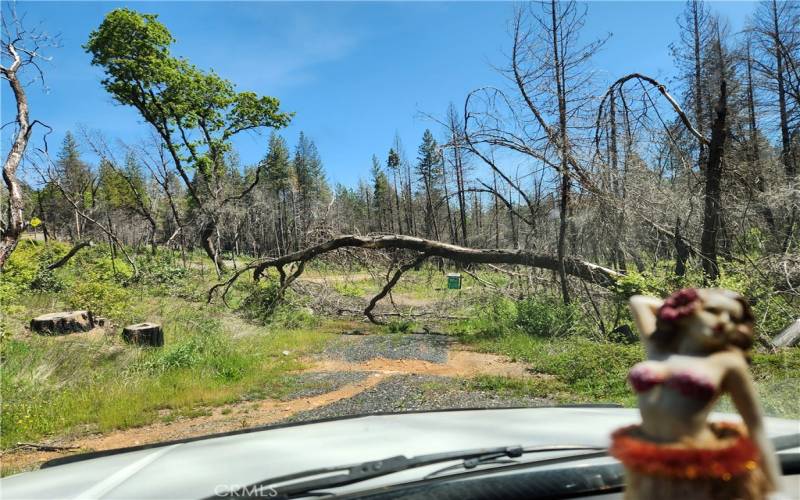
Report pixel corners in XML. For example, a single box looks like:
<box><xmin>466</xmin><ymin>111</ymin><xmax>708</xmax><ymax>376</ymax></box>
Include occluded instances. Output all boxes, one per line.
<box><xmin>209</xmin><ymin>234</ymin><xmax>622</xmax><ymax>324</ymax></box>
<box><xmin>773</xmin><ymin>319</ymin><xmax>800</xmax><ymax>348</ymax></box>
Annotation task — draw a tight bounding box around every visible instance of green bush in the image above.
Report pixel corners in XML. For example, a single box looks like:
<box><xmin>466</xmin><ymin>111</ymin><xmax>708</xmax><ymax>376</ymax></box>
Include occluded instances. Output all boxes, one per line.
<box><xmin>29</xmin><ymin>267</ymin><xmax>65</xmax><ymax>293</ymax></box>
<box><xmin>68</xmin><ymin>277</ymin><xmax>133</xmax><ymax>322</ymax></box>
<box><xmin>239</xmin><ymin>279</ymin><xmax>282</xmax><ymax>322</ymax></box>
<box><xmin>453</xmin><ymin>296</ymin><xmax>517</xmax><ymax>338</ymax></box>
<box><xmin>516</xmin><ymin>295</ymin><xmax>579</xmax><ymax>337</ymax></box>
<box><xmin>386</xmin><ymin>319</ymin><xmax>415</xmax><ymax>334</ymax></box>
<box><xmin>237</xmin><ymin>279</ymin><xmax>318</xmax><ymax>329</ymax></box>
<box><xmin>136</xmin><ymin>254</ymin><xmax>188</xmax><ymax>284</ymax></box>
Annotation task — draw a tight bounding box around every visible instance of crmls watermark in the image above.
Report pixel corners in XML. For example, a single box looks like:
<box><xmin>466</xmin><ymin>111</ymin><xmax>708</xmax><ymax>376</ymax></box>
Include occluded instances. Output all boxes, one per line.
<box><xmin>213</xmin><ymin>484</ymin><xmax>278</xmax><ymax>497</ymax></box>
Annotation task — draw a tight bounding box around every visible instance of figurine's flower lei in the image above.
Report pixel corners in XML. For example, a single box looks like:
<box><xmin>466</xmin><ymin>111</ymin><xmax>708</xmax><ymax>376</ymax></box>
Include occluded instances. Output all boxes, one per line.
<box><xmin>657</xmin><ymin>288</ymin><xmax>700</xmax><ymax>323</ymax></box>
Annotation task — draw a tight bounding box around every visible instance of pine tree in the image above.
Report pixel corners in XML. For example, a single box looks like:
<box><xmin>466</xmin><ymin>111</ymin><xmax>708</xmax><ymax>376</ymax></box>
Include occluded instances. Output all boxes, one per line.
<box><xmin>293</xmin><ymin>132</ymin><xmax>329</xmax><ymax>245</ymax></box>
<box><xmin>264</xmin><ymin>133</ymin><xmax>292</xmax><ymax>253</ymax></box>
<box><xmin>54</xmin><ymin>132</ymin><xmax>94</xmax><ymax>240</ymax></box>
<box><xmin>416</xmin><ymin>129</ymin><xmax>442</xmax><ymax>240</ymax></box>
<box><xmin>370</xmin><ymin>155</ymin><xmax>390</xmax><ymax>232</ymax></box>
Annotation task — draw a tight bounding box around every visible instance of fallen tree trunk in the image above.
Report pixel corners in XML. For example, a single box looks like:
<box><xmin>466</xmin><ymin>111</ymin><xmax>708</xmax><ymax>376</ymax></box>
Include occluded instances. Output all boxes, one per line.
<box><xmin>249</xmin><ymin>235</ymin><xmax>620</xmax><ymax>286</ymax></box>
<box><xmin>209</xmin><ymin>234</ymin><xmax>622</xmax><ymax>324</ymax></box>
<box><xmin>47</xmin><ymin>240</ymin><xmax>93</xmax><ymax>270</ymax></box>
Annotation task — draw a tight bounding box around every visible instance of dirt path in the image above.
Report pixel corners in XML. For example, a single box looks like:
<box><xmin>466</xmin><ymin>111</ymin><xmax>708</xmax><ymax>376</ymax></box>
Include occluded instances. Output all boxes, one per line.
<box><xmin>1</xmin><ymin>334</ymin><xmax>540</xmax><ymax>475</ymax></box>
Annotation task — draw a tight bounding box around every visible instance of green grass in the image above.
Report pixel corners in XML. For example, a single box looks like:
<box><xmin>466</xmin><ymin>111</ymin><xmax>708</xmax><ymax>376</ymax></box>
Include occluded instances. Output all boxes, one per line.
<box><xmin>459</xmin><ymin>332</ymin><xmax>644</xmax><ymax>405</ymax></box>
<box><xmin>0</xmin><ymin>242</ymin><xmax>337</xmax><ymax>450</ymax></box>
<box><xmin>456</xmin><ymin>331</ymin><xmax>800</xmax><ymax>417</ymax></box>
<box><xmin>1</xmin><ymin>316</ymin><xmax>333</xmax><ymax>448</ymax></box>
<box><xmin>2</xmin><ymin>241</ymin><xmax>797</xmax><ymax>459</ymax></box>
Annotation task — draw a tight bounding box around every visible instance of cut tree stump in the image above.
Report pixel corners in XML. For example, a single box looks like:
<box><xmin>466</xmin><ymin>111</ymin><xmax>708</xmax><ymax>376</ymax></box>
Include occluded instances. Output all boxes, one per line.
<box><xmin>122</xmin><ymin>323</ymin><xmax>164</xmax><ymax>347</ymax></box>
<box><xmin>773</xmin><ymin>319</ymin><xmax>800</xmax><ymax>348</ymax></box>
<box><xmin>30</xmin><ymin>311</ymin><xmax>94</xmax><ymax>335</ymax></box>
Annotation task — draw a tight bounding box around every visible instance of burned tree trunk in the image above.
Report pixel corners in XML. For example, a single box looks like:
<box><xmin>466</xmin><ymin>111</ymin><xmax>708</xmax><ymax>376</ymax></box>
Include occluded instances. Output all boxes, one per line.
<box><xmin>700</xmin><ymin>80</ymin><xmax>728</xmax><ymax>282</ymax></box>
<box><xmin>201</xmin><ymin>221</ymin><xmax>225</xmax><ymax>278</ymax></box>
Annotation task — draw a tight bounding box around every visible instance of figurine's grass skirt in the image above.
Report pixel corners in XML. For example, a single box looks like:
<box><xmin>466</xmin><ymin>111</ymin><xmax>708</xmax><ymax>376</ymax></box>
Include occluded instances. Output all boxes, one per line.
<box><xmin>610</xmin><ymin>422</ymin><xmax>769</xmax><ymax>500</ymax></box>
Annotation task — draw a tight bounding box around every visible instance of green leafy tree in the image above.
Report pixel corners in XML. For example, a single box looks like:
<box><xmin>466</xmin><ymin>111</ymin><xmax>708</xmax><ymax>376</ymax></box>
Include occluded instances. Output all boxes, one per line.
<box><xmin>98</xmin><ymin>154</ymin><xmax>147</xmax><ymax>212</ymax></box>
<box><xmin>84</xmin><ymin>8</ymin><xmax>292</xmax><ymax>275</ymax></box>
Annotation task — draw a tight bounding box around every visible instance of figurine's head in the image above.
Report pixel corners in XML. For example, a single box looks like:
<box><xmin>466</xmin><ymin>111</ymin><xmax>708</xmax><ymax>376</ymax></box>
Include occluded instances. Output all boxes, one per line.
<box><xmin>652</xmin><ymin>288</ymin><xmax>754</xmax><ymax>354</ymax></box>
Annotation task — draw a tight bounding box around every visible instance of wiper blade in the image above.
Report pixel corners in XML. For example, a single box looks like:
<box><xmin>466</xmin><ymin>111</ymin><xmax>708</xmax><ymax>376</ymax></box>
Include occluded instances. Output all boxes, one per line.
<box><xmin>423</xmin><ymin>445</ymin><xmax>608</xmax><ymax>479</ymax></box>
<box><xmin>216</xmin><ymin>445</ymin><xmax>606</xmax><ymax>499</ymax></box>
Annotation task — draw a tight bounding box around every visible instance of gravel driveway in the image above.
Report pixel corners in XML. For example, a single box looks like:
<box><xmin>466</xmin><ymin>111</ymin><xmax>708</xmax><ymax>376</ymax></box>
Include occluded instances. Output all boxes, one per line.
<box><xmin>282</xmin><ymin>374</ymin><xmax>551</xmax><ymax>423</ymax></box>
<box><xmin>320</xmin><ymin>332</ymin><xmax>452</xmax><ymax>364</ymax></box>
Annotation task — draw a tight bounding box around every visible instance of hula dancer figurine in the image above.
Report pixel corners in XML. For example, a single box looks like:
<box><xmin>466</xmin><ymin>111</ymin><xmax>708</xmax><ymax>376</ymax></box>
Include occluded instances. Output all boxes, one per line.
<box><xmin>611</xmin><ymin>288</ymin><xmax>780</xmax><ymax>500</ymax></box>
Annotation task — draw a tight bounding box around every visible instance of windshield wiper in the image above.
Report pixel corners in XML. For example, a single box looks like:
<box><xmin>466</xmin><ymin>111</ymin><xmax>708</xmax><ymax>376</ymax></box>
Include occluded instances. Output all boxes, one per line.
<box><xmin>214</xmin><ymin>445</ymin><xmax>606</xmax><ymax>499</ymax></box>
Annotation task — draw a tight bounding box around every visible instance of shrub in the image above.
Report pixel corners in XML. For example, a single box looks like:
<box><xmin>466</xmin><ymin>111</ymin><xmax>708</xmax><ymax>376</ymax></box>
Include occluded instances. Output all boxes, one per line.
<box><xmin>237</xmin><ymin>279</ymin><xmax>317</xmax><ymax>328</ymax></box>
<box><xmin>386</xmin><ymin>319</ymin><xmax>415</xmax><ymax>333</ymax></box>
<box><xmin>239</xmin><ymin>279</ymin><xmax>282</xmax><ymax>322</ymax></box>
<box><xmin>68</xmin><ymin>277</ymin><xmax>133</xmax><ymax>323</ymax></box>
<box><xmin>333</xmin><ymin>282</ymin><xmax>367</xmax><ymax>298</ymax></box>
<box><xmin>515</xmin><ymin>295</ymin><xmax>579</xmax><ymax>337</ymax></box>
<box><xmin>453</xmin><ymin>296</ymin><xmax>516</xmax><ymax>338</ymax></box>
<box><xmin>29</xmin><ymin>267</ymin><xmax>65</xmax><ymax>293</ymax></box>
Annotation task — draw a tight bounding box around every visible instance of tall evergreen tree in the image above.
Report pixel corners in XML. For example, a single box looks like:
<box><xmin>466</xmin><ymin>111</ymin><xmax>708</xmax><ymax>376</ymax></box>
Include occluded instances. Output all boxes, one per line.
<box><xmin>370</xmin><ymin>155</ymin><xmax>391</xmax><ymax>232</ymax></box>
<box><xmin>416</xmin><ymin>129</ymin><xmax>442</xmax><ymax>240</ymax></box>
<box><xmin>264</xmin><ymin>133</ymin><xmax>292</xmax><ymax>253</ymax></box>
<box><xmin>54</xmin><ymin>132</ymin><xmax>94</xmax><ymax>240</ymax></box>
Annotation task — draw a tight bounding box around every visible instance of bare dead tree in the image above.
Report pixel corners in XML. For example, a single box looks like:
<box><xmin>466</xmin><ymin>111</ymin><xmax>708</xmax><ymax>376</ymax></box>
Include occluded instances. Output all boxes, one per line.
<box><xmin>462</xmin><ymin>1</ymin><xmax>609</xmax><ymax>304</ymax></box>
<box><xmin>0</xmin><ymin>3</ymin><xmax>57</xmax><ymax>270</ymax></box>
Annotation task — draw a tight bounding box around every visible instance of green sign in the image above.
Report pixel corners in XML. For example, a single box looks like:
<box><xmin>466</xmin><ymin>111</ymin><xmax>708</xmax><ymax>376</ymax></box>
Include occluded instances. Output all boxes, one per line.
<box><xmin>447</xmin><ymin>273</ymin><xmax>462</xmax><ymax>290</ymax></box>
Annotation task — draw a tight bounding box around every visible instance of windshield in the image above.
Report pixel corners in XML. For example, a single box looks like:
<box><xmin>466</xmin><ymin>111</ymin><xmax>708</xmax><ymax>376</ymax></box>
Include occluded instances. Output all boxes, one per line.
<box><xmin>1</xmin><ymin>0</ymin><xmax>798</xmax><ymax>486</ymax></box>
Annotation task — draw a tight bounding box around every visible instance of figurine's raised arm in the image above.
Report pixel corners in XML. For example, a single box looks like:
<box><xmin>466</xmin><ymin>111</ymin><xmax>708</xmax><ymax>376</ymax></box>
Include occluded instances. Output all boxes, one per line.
<box><xmin>629</xmin><ymin>295</ymin><xmax>662</xmax><ymax>338</ymax></box>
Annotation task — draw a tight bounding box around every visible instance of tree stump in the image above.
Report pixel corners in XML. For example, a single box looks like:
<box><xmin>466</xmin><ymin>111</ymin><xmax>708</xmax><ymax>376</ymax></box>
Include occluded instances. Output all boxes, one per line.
<box><xmin>31</xmin><ymin>311</ymin><xmax>94</xmax><ymax>335</ymax></box>
<box><xmin>122</xmin><ymin>323</ymin><xmax>164</xmax><ymax>347</ymax></box>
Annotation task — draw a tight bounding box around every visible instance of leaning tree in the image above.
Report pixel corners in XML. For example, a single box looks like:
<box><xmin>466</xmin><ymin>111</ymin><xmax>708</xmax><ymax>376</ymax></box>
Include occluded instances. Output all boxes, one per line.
<box><xmin>84</xmin><ymin>8</ymin><xmax>292</xmax><ymax>276</ymax></box>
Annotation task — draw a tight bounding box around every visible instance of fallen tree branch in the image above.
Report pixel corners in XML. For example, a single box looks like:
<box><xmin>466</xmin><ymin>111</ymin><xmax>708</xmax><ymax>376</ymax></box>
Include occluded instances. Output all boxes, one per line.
<box><xmin>364</xmin><ymin>252</ymin><xmax>430</xmax><ymax>324</ymax></box>
<box><xmin>46</xmin><ymin>240</ymin><xmax>93</xmax><ymax>270</ymax></box>
<box><xmin>208</xmin><ymin>235</ymin><xmax>623</xmax><ymax>319</ymax></box>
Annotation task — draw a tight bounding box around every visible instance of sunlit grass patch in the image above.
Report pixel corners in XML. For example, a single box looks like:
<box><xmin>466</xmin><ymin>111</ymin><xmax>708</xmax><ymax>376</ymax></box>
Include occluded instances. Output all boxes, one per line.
<box><xmin>1</xmin><ymin>304</ymin><xmax>334</xmax><ymax>449</ymax></box>
<box><xmin>457</xmin><ymin>331</ymin><xmax>643</xmax><ymax>406</ymax></box>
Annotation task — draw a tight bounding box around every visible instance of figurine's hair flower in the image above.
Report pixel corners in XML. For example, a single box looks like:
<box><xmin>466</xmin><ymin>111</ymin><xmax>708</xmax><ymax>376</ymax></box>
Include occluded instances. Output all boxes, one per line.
<box><xmin>656</xmin><ymin>288</ymin><xmax>699</xmax><ymax>323</ymax></box>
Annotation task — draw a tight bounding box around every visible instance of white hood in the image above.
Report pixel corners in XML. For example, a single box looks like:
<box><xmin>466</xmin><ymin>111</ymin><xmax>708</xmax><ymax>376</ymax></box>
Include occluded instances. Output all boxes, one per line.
<box><xmin>2</xmin><ymin>407</ymin><xmax>798</xmax><ymax>499</ymax></box>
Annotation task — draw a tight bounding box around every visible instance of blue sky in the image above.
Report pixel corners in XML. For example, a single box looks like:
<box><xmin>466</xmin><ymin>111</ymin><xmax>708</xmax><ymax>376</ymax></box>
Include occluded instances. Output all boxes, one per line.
<box><xmin>2</xmin><ymin>1</ymin><xmax>757</xmax><ymax>187</ymax></box>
